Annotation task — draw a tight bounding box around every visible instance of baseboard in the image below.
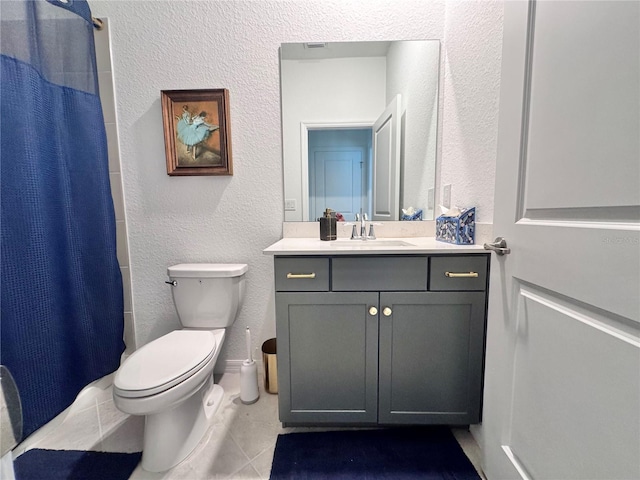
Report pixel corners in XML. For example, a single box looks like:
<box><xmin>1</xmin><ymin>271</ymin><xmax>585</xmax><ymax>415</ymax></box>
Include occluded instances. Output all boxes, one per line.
<box><xmin>219</xmin><ymin>359</ymin><xmax>263</xmax><ymax>375</ymax></box>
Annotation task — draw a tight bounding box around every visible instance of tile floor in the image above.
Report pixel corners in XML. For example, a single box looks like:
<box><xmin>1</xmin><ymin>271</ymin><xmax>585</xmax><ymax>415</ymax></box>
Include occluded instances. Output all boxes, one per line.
<box><xmin>16</xmin><ymin>373</ymin><xmax>486</xmax><ymax>479</ymax></box>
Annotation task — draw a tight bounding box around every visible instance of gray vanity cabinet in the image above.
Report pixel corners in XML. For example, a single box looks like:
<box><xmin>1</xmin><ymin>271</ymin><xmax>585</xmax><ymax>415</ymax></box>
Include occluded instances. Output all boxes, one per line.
<box><xmin>275</xmin><ymin>292</ymin><xmax>379</xmax><ymax>424</ymax></box>
<box><xmin>377</xmin><ymin>291</ymin><xmax>486</xmax><ymax>425</ymax></box>
<box><xmin>274</xmin><ymin>254</ymin><xmax>489</xmax><ymax>426</ymax></box>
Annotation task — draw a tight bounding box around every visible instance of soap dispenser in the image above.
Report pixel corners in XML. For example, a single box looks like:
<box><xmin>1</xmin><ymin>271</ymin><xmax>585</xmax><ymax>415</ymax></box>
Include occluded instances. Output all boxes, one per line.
<box><xmin>319</xmin><ymin>208</ymin><xmax>337</xmax><ymax>241</ymax></box>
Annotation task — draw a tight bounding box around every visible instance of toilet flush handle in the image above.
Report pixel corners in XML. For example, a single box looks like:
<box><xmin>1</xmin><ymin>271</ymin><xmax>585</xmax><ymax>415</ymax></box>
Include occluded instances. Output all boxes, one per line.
<box><xmin>165</xmin><ymin>280</ymin><xmax>177</xmax><ymax>287</ymax></box>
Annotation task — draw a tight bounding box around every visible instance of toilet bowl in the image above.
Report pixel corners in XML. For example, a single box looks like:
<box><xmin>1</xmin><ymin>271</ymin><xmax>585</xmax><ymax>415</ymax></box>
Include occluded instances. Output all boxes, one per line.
<box><xmin>114</xmin><ymin>330</ymin><xmax>220</xmax><ymax>414</ymax></box>
<box><xmin>113</xmin><ymin>329</ymin><xmax>225</xmax><ymax>472</ymax></box>
<box><xmin>112</xmin><ymin>263</ymin><xmax>247</xmax><ymax>472</ymax></box>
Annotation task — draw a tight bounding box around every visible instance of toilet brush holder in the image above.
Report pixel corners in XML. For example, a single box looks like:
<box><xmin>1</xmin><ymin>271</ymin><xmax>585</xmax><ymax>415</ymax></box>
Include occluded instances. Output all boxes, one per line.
<box><xmin>240</xmin><ymin>360</ymin><xmax>259</xmax><ymax>404</ymax></box>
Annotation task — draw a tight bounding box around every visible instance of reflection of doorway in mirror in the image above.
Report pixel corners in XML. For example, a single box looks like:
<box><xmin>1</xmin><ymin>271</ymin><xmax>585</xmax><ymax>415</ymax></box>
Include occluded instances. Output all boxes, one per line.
<box><xmin>308</xmin><ymin>129</ymin><xmax>372</xmax><ymax>222</ymax></box>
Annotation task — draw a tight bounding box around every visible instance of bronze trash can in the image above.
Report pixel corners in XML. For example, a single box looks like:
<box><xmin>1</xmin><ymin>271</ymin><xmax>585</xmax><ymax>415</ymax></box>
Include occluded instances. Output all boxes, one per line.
<box><xmin>261</xmin><ymin>338</ymin><xmax>278</xmax><ymax>394</ymax></box>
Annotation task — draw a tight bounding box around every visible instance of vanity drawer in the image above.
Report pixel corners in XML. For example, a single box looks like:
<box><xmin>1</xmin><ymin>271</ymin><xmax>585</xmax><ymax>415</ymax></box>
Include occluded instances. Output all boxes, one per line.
<box><xmin>332</xmin><ymin>256</ymin><xmax>428</xmax><ymax>291</ymax></box>
<box><xmin>275</xmin><ymin>257</ymin><xmax>330</xmax><ymax>292</ymax></box>
<box><xmin>429</xmin><ymin>255</ymin><xmax>488</xmax><ymax>291</ymax></box>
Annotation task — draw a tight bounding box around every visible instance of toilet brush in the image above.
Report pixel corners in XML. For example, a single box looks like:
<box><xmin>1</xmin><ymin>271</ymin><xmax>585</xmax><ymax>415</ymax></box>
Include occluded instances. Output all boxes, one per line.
<box><xmin>240</xmin><ymin>327</ymin><xmax>260</xmax><ymax>404</ymax></box>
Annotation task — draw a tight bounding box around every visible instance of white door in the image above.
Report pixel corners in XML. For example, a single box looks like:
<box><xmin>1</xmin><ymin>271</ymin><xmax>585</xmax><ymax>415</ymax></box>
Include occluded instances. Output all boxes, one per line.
<box><xmin>481</xmin><ymin>2</ymin><xmax>640</xmax><ymax>479</ymax></box>
<box><xmin>372</xmin><ymin>95</ymin><xmax>401</xmax><ymax>221</ymax></box>
<box><xmin>308</xmin><ymin>148</ymin><xmax>364</xmax><ymax>221</ymax></box>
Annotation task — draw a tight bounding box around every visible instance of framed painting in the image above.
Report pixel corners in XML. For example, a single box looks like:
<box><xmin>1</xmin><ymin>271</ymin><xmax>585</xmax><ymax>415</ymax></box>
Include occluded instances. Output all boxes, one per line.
<box><xmin>161</xmin><ymin>89</ymin><xmax>233</xmax><ymax>176</ymax></box>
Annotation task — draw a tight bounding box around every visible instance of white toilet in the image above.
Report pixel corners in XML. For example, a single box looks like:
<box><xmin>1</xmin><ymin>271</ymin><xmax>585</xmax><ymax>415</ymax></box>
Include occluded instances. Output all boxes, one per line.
<box><xmin>113</xmin><ymin>263</ymin><xmax>248</xmax><ymax>472</ymax></box>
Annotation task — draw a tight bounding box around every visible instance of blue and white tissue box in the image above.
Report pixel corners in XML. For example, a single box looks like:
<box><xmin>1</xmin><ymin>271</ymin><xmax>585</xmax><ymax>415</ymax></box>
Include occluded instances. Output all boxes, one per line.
<box><xmin>400</xmin><ymin>207</ymin><xmax>423</xmax><ymax>221</ymax></box>
<box><xmin>436</xmin><ymin>207</ymin><xmax>475</xmax><ymax>245</ymax></box>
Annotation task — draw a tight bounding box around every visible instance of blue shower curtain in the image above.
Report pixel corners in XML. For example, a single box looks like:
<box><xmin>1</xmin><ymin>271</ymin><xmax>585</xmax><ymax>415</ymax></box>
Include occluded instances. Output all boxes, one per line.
<box><xmin>1</xmin><ymin>0</ymin><xmax>125</xmax><ymax>439</ymax></box>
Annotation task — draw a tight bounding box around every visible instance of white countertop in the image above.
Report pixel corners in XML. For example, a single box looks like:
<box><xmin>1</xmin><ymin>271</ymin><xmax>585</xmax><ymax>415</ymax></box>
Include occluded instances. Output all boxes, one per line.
<box><xmin>263</xmin><ymin>237</ymin><xmax>487</xmax><ymax>255</ymax></box>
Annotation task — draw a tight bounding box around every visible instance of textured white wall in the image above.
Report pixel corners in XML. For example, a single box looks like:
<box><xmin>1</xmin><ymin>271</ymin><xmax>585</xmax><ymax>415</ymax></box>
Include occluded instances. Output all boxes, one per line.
<box><xmin>441</xmin><ymin>1</ymin><xmax>503</xmax><ymax>221</ymax></box>
<box><xmin>90</xmin><ymin>0</ymin><xmax>503</xmax><ymax>370</ymax></box>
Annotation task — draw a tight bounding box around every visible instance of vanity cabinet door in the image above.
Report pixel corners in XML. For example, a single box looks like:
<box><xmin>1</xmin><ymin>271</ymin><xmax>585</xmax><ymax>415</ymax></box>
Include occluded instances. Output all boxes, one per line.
<box><xmin>275</xmin><ymin>292</ymin><xmax>379</xmax><ymax>425</ymax></box>
<box><xmin>377</xmin><ymin>291</ymin><xmax>486</xmax><ymax>425</ymax></box>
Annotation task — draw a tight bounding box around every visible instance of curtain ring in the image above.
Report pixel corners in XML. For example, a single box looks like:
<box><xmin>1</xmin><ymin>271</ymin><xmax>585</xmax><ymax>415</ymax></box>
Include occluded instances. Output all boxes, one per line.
<box><xmin>92</xmin><ymin>17</ymin><xmax>103</xmax><ymax>30</ymax></box>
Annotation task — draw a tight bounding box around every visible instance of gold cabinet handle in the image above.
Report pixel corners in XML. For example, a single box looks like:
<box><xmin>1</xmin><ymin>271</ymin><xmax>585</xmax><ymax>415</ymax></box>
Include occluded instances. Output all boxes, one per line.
<box><xmin>286</xmin><ymin>273</ymin><xmax>316</xmax><ymax>279</ymax></box>
<box><xmin>382</xmin><ymin>307</ymin><xmax>392</xmax><ymax>317</ymax></box>
<box><xmin>445</xmin><ymin>271</ymin><xmax>479</xmax><ymax>278</ymax></box>
<box><xmin>369</xmin><ymin>306</ymin><xmax>378</xmax><ymax>316</ymax></box>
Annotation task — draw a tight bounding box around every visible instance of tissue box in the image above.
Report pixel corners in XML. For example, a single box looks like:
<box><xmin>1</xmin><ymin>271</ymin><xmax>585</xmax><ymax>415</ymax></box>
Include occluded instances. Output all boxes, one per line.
<box><xmin>401</xmin><ymin>208</ymin><xmax>423</xmax><ymax>221</ymax></box>
<box><xmin>436</xmin><ymin>207</ymin><xmax>475</xmax><ymax>245</ymax></box>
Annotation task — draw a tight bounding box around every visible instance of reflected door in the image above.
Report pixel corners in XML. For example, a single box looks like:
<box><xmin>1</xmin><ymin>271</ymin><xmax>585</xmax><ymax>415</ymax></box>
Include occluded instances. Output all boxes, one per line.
<box><xmin>308</xmin><ymin>128</ymin><xmax>371</xmax><ymax>221</ymax></box>
<box><xmin>309</xmin><ymin>148</ymin><xmax>365</xmax><ymax>220</ymax></box>
<box><xmin>372</xmin><ymin>95</ymin><xmax>401</xmax><ymax>221</ymax></box>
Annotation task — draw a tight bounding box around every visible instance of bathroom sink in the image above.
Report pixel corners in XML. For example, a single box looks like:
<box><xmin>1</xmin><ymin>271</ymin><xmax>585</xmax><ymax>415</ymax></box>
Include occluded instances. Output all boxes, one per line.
<box><xmin>329</xmin><ymin>240</ymin><xmax>414</xmax><ymax>248</ymax></box>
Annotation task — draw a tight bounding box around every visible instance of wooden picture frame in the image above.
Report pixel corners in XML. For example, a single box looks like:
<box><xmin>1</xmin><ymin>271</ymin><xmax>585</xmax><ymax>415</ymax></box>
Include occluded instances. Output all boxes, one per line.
<box><xmin>161</xmin><ymin>89</ymin><xmax>232</xmax><ymax>176</ymax></box>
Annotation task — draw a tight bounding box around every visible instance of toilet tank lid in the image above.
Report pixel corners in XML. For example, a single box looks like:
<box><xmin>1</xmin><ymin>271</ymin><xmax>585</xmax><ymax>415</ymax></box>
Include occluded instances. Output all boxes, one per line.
<box><xmin>168</xmin><ymin>263</ymin><xmax>248</xmax><ymax>278</ymax></box>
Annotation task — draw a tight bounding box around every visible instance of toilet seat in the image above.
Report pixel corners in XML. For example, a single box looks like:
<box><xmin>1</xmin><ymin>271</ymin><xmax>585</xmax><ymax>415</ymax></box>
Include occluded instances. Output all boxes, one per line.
<box><xmin>114</xmin><ymin>330</ymin><xmax>216</xmax><ymax>398</ymax></box>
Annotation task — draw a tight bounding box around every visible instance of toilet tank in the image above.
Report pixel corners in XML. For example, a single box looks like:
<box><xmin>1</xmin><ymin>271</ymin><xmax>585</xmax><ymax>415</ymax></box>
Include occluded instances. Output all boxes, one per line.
<box><xmin>167</xmin><ymin>264</ymin><xmax>248</xmax><ymax>329</ymax></box>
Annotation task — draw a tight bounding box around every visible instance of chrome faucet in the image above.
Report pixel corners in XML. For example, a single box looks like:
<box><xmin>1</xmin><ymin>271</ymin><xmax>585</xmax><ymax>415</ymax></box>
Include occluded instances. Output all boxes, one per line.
<box><xmin>360</xmin><ymin>211</ymin><xmax>368</xmax><ymax>238</ymax></box>
<box><xmin>350</xmin><ymin>210</ymin><xmax>376</xmax><ymax>240</ymax></box>
<box><xmin>350</xmin><ymin>213</ymin><xmax>361</xmax><ymax>240</ymax></box>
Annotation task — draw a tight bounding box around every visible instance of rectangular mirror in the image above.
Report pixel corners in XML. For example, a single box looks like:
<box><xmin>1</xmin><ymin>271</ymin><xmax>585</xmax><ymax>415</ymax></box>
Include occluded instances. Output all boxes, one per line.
<box><xmin>280</xmin><ymin>40</ymin><xmax>440</xmax><ymax>222</ymax></box>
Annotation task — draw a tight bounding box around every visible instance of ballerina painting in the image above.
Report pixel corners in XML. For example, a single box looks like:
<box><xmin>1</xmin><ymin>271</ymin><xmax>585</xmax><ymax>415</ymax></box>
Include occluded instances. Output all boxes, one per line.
<box><xmin>175</xmin><ymin>106</ymin><xmax>220</xmax><ymax>161</ymax></box>
<box><xmin>161</xmin><ymin>89</ymin><xmax>233</xmax><ymax>176</ymax></box>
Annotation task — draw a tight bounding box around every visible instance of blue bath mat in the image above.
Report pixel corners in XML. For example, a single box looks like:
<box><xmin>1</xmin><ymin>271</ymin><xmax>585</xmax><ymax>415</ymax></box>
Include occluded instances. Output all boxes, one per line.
<box><xmin>270</xmin><ymin>427</ymin><xmax>481</xmax><ymax>480</ymax></box>
<box><xmin>14</xmin><ymin>449</ymin><xmax>141</xmax><ymax>480</ymax></box>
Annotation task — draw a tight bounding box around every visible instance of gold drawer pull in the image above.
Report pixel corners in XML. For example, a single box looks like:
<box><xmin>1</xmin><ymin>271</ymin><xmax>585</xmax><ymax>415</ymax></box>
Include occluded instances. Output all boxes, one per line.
<box><xmin>286</xmin><ymin>272</ymin><xmax>316</xmax><ymax>279</ymax></box>
<box><xmin>445</xmin><ymin>271</ymin><xmax>479</xmax><ymax>278</ymax></box>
